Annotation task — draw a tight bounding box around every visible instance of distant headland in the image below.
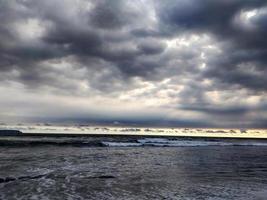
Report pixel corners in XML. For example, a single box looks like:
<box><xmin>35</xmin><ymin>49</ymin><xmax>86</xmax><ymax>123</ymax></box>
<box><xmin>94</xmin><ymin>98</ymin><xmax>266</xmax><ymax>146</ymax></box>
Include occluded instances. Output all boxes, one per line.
<box><xmin>0</xmin><ymin>130</ymin><xmax>22</xmax><ymax>136</ymax></box>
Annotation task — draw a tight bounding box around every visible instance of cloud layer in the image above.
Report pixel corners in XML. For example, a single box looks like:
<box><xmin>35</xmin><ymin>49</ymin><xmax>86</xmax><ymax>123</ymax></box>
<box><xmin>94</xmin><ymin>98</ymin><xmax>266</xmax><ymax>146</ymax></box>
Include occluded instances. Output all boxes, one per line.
<box><xmin>0</xmin><ymin>0</ymin><xmax>267</xmax><ymax>128</ymax></box>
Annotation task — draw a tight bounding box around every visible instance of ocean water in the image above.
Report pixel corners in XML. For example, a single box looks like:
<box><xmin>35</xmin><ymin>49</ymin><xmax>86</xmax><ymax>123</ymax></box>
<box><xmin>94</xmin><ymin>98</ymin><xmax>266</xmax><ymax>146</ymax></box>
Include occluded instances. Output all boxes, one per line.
<box><xmin>1</xmin><ymin>136</ymin><xmax>267</xmax><ymax>199</ymax></box>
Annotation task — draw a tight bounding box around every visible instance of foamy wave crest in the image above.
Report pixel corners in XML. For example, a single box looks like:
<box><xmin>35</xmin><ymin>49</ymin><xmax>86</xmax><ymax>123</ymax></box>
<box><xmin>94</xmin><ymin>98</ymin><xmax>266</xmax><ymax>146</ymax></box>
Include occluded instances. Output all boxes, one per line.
<box><xmin>1</xmin><ymin>136</ymin><xmax>267</xmax><ymax>147</ymax></box>
<box><xmin>101</xmin><ymin>138</ymin><xmax>267</xmax><ymax>147</ymax></box>
<box><xmin>101</xmin><ymin>142</ymin><xmax>143</xmax><ymax>147</ymax></box>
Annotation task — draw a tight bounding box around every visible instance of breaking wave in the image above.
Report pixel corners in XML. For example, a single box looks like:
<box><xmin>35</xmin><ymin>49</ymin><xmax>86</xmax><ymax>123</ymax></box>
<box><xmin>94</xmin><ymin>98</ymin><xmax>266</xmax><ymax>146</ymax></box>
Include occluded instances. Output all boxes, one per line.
<box><xmin>102</xmin><ymin>138</ymin><xmax>267</xmax><ymax>147</ymax></box>
<box><xmin>1</xmin><ymin>136</ymin><xmax>267</xmax><ymax>147</ymax></box>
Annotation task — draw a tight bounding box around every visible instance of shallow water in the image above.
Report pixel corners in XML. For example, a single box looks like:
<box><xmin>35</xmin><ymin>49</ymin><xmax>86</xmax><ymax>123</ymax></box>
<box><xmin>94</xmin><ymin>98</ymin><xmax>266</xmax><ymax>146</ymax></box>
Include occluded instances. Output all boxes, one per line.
<box><xmin>1</xmin><ymin>137</ymin><xmax>267</xmax><ymax>199</ymax></box>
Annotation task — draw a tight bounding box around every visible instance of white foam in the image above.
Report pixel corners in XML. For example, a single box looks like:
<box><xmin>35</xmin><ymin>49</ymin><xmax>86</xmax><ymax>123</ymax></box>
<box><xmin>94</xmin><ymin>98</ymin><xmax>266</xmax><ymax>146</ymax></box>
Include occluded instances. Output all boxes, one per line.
<box><xmin>101</xmin><ymin>142</ymin><xmax>143</xmax><ymax>147</ymax></box>
<box><xmin>137</xmin><ymin>138</ymin><xmax>169</xmax><ymax>143</ymax></box>
<box><xmin>102</xmin><ymin>138</ymin><xmax>267</xmax><ymax>147</ymax></box>
<box><xmin>237</xmin><ymin>142</ymin><xmax>267</xmax><ymax>146</ymax></box>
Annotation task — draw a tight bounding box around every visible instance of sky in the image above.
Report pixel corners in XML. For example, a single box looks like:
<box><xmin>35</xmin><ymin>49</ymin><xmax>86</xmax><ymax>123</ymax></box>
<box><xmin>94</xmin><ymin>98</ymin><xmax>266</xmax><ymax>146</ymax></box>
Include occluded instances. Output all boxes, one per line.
<box><xmin>0</xmin><ymin>0</ymin><xmax>267</xmax><ymax>128</ymax></box>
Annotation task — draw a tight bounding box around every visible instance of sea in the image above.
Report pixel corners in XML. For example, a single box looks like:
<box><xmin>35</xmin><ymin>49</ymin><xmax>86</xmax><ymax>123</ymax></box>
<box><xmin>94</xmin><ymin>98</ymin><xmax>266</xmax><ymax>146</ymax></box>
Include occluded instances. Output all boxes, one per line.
<box><xmin>1</xmin><ymin>136</ymin><xmax>267</xmax><ymax>199</ymax></box>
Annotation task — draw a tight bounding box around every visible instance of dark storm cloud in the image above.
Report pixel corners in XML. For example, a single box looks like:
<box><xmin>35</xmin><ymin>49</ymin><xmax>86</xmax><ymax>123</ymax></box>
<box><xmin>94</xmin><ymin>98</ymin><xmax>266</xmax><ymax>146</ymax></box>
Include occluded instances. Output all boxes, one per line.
<box><xmin>0</xmin><ymin>0</ymin><xmax>266</xmax><ymax>127</ymax></box>
<box><xmin>89</xmin><ymin>0</ymin><xmax>133</xmax><ymax>29</ymax></box>
<box><xmin>137</xmin><ymin>40</ymin><xmax>166</xmax><ymax>55</ymax></box>
<box><xmin>181</xmin><ymin>105</ymin><xmax>251</xmax><ymax>116</ymax></box>
<box><xmin>158</xmin><ymin>0</ymin><xmax>265</xmax><ymax>30</ymax></box>
<box><xmin>156</xmin><ymin>0</ymin><xmax>267</xmax><ymax>92</ymax></box>
<box><xmin>203</xmin><ymin>48</ymin><xmax>267</xmax><ymax>92</ymax></box>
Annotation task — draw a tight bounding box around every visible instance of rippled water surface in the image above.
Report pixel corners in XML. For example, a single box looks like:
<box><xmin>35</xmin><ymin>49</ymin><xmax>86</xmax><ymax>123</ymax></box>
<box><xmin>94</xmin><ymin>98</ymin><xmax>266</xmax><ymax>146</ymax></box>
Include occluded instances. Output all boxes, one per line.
<box><xmin>1</xmin><ymin>136</ymin><xmax>267</xmax><ymax>199</ymax></box>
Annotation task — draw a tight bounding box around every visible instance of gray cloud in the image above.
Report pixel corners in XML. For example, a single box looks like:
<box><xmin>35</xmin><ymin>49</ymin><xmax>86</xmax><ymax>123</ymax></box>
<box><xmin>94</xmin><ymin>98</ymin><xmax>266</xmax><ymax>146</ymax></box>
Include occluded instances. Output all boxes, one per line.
<box><xmin>0</xmin><ymin>0</ymin><xmax>266</xmax><ymax>128</ymax></box>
